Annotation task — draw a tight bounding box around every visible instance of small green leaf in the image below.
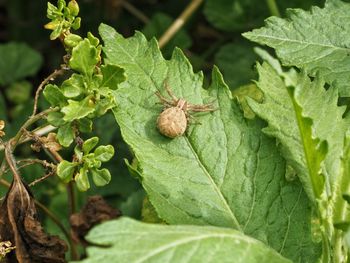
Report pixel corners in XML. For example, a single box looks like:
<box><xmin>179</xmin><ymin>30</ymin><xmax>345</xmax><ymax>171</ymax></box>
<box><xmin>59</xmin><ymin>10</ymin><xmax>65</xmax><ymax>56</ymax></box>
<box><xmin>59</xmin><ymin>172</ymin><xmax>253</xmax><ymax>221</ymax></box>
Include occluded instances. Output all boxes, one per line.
<box><xmin>47</xmin><ymin>2</ymin><xmax>59</xmax><ymax>19</ymax></box>
<box><xmin>77</xmin><ymin>118</ymin><xmax>92</xmax><ymax>133</ymax></box>
<box><xmin>84</xmin><ymin>153</ymin><xmax>102</xmax><ymax>169</ymax></box>
<box><xmin>47</xmin><ymin>112</ymin><xmax>65</xmax><ymax>127</ymax></box>
<box><xmin>57</xmin><ymin>123</ymin><xmax>74</xmax><ymax>147</ymax></box>
<box><xmin>67</xmin><ymin>0</ymin><xmax>79</xmax><ymax>16</ymax></box>
<box><xmin>61</xmin><ymin>96</ymin><xmax>95</xmax><ymax>122</ymax></box>
<box><xmin>57</xmin><ymin>160</ymin><xmax>77</xmax><ymax>183</ymax></box>
<box><xmin>64</xmin><ymin>33</ymin><xmax>82</xmax><ymax>48</ymax></box>
<box><xmin>87</xmin><ymin>32</ymin><xmax>100</xmax><ymax>47</ymax></box>
<box><xmin>79</xmin><ymin>218</ymin><xmax>292</xmax><ymax>263</ymax></box>
<box><xmin>91</xmin><ymin>168</ymin><xmax>111</xmax><ymax>186</ymax></box>
<box><xmin>57</xmin><ymin>0</ymin><xmax>66</xmax><ymax>11</ymax></box>
<box><xmin>94</xmin><ymin>145</ymin><xmax>114</xmax><ymax>162</ymax></box>
<box><xmin>100</xmin><ymin>64</ymin><xmax>125</xmax><ymax>90</ymax></box>
<box><xmin>71</xmin><ymin>17</ymin><xmax>81</xmax><ymax>30</ymax></box>
<box><xmin>94</xmin><ymin>95</ymin><xmax>116</xmax><ymax>117</ymax></box>
<box><xmin>43</xmin><ymin>84</ymin><xmax>67</xmax><ymax>107</ymax></box>
<box><xmin>50</xmin><ymin>23</ymin><xmax>63</xmax><ymax>40</ymax></box>
<box><xmin>82</xmin><ymin>137</ymin><xmax>99</xmax><ymax>154</ymax></box>
<box><xmin>69</xmin><ymin>38</ymin><xmax>99</xmax><ymax>76</ymax></box>
<box><xmin>61</xmin><ymin>73</ymin><xmax>85</xmax><ymax>98</ymax></box>
<box><xmin>75</xmin><ymin>167</ymin><xmax>90</xmax><ymax>191</ymax></box>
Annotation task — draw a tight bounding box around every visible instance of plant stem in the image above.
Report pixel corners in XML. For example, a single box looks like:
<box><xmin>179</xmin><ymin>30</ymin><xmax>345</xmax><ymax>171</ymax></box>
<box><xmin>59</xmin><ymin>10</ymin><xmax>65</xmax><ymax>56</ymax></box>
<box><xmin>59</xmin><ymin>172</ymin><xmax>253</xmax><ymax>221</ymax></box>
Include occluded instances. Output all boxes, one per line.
<box><xmin>121</xmin><ymin>1</ymin><xmax>150</xmax><ymax>24</ymax></box>
<box><xmin>266</xmin><ymin>0</ymin><xmax>280</xmax><ymax>17</ymax></box>
<box><xmin>42</xmin><ymin>147</ymin><xmax>79</xmax><ymax>260</ymax></box>
<box><xmin>158</xmin><ymin>0</ymin><xmax>204</xmax><ymax>49</ymax></box>
<box><xmin>0</xmin><ymin>124</ymin><xmax>57</xmax><ymax>152</ymax></box>
<box><xmin>32</xmin><ymin>68</ymin><xmax>65</xmax><ymax>117</ymax></box>
<box><xmin>11</xmin><ymin>107</ymin><xmax>59</xmax><ymax>150</ymax></box>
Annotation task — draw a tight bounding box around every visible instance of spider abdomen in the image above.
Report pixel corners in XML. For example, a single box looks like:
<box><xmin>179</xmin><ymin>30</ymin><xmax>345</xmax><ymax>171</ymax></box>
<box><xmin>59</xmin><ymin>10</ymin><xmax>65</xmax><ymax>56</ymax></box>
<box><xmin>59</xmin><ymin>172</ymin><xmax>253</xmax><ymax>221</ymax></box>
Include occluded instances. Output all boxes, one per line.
<box><xmin>157</xmin><ymin>107</ymin><xmax>187</xmax><ymax>138</ymax></box>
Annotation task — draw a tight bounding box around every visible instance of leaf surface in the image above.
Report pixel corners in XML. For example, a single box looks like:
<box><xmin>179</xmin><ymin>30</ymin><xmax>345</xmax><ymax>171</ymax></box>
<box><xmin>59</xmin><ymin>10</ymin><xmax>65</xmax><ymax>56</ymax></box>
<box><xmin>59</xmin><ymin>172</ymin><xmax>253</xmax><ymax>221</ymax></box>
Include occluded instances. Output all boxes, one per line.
<box><xmin>243</xmin><ymin>0</ymin><xmax>350</xmax><ymax>96</ymax></box>
<box><xmin>0</xmin><ymin>42</ymin><xmax>43</xmax><ymax>85</ymax></box>
<box><xmin>99</xmin><ymin>24</ymin><xmax>321</xmax><ymax>261</ymax></box>
<box><xmin>248</xmin><ymin>63</ymin><xmax>347</xmax><ymax>201</ymax></box>
<box><xmin>61</xmin><ymin>96</ymin><xmax>95</xmax><ymax>122</ymax></box>
<box><xmin>78</xmin><ymin>217</ymin><xmax>291</xmax><ymax>263</ymax></box>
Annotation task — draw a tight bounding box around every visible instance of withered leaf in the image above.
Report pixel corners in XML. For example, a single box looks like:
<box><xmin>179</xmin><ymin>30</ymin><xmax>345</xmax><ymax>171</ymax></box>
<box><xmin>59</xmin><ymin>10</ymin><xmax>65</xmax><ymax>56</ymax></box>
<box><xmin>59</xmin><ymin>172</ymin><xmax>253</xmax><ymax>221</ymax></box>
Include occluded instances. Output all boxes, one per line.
<box><xmin>0</xmin><ymin>172</ymin><xmax>67</xmax><ymax>263</ymax></box>
<box><xmin>70</xmin><ymin>195</ymin><xmax>121</xmax><ymax>245</ymax></box>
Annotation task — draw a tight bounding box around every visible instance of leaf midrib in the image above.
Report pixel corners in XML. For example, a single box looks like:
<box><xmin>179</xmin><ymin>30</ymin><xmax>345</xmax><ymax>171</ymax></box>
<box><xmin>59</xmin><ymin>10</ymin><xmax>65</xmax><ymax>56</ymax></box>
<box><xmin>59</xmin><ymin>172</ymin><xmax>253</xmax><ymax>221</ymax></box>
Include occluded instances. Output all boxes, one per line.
<box><xmin>105</xmin><ymin>29</ymin><xmax>242</xmax><ymax>231</ymax></box>
<box><xmin>244</xmin><ymin>33</ymin><xmax>350</xmax><ymax>52</ymax></box>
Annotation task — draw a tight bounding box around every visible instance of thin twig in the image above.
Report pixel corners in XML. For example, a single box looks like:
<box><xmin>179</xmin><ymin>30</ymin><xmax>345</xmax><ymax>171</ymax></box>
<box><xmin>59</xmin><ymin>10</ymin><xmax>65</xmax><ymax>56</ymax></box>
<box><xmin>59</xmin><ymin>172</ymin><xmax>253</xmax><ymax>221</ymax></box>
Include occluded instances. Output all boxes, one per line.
<box><xmin>0</xmin><ymin>125</ymin><xmax>57</xmax><ymax>153</ymax></box>
<box><xmin>266</xmin><ymin>0</ymin><xmax>280</xmax><ymax>17</ymax></box>
<box><xmin>11</xmin><ymin>107</ymin><xmax>59</xmax><ymax>150</ymax></box>
<box><xmin>158</xmin><ymin>0</ymin><xmax>203</xmax><ymax>48</ymax></box>
<box><xmin>41</xmin><ymin>146</ymin><xmax>79</xmax><ymax>260</ymax></box>
<box><xmin>0</xmin><ymin>179</ymin><xmax>71</xmax><ymax>248</ymax></box>
<box><xmin>29</xmin><ymin>171</ymin><xmax>55</xmax><ymax>187</ymax></box>
<box><xmin>32</xmin><ymin>68</ymin><xmax>66</xmax><ymax>117</ymax></box>
<box><xmin>121</xmin><ymin>1</ymin><xmax>150</xmax><ymax>24</ymax></box>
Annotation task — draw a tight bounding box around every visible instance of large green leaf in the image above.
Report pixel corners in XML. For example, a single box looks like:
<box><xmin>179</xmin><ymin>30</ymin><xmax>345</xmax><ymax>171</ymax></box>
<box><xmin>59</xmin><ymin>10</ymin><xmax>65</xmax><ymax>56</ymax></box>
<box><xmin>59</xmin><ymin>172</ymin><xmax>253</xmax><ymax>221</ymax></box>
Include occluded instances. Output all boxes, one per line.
<box><xmin>0</xmin><ymin>42</ymin><xmax>43</xmax><ymax>86</ymax></box>
<box><xmin>243</xmin><ymin>0</ymin><xmax>350</xmax><ymax>97</ymax></box>
<box><xmin>99</xmin><ymin>24</ymin><xmax>321</xmax><ymax>261</ymax></box>
<box><xmin>248</xmin><ymin>63</ymin><xmax>347</xmax><ymax>203</ymax></box>
<box><xmin>77</xmin><ymin>217</ymin><xmax>291</xmax><ymax>263</ymax></box>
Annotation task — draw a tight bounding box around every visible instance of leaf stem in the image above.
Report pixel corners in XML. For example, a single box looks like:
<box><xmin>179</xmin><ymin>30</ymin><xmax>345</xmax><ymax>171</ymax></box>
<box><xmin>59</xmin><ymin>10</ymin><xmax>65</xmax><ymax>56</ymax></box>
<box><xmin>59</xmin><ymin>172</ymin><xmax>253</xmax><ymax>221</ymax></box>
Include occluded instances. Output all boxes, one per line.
<box><xmin>158</xmin><ymin>0</ymin><xmax>204</xmax><ymax>48</ymax></box>
<box><xmin>265</xmin><ymin>0</ymin><xmax>280</xmax><ymax>17</ymax></box>
<box><xmin>32</xmin><ymin>68</ymin><xmax>66</xmax><ymax>117</ymax></box>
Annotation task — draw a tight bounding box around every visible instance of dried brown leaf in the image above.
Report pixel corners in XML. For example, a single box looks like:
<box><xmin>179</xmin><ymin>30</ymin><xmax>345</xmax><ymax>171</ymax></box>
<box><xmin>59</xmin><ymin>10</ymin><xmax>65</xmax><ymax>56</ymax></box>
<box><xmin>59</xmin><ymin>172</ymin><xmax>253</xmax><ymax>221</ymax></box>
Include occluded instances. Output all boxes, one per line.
<box><xmin>70</xmin><ymin>195</ymin><xmax>121</xmax><ymax>245</ymax></box>
<box><xmin>0</xmin><ymin>173</ymin><xmax>67</xmax><ymax>263</ymax></box>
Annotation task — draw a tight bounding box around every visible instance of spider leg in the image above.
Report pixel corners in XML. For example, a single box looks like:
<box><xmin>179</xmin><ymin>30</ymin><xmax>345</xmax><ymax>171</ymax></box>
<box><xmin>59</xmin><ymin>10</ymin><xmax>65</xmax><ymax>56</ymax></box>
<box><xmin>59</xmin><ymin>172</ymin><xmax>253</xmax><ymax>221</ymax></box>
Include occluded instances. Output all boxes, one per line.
<box><xmin>164</xmin><ymin>81</ymin><xmax>178</xmax><ymax>101</ymax></box>
<box><xmin>155</xmin><ymin>91</ymin><xmax>175</xmax><ymax>106</ymax></box>
<box><xmin>186</xmin><ymin>114</ymin><xmax>202</xmax><ymax>125</ymax></box>
<box><xmin>187</xmin><ymin>103</ymin><xmax>217</xmax><ymax>112</ymax></box>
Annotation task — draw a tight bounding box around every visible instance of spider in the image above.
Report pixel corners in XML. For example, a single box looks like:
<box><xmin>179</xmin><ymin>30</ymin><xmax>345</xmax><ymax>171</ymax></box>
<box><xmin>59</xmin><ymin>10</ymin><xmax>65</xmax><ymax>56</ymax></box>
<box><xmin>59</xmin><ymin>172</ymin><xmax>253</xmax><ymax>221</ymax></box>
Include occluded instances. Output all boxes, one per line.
<box><xmin>155</xmin><ymin>84</ymin><xmax>216</xmax><ymax>138</ymax></box>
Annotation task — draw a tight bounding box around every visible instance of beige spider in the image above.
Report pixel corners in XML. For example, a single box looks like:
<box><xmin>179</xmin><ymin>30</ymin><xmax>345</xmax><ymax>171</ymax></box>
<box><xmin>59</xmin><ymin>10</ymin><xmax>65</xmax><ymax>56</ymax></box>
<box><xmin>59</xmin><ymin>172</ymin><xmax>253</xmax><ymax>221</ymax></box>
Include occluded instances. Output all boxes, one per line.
<box><xmin>155</xmin><ymin>84</ymin><xmax>216</xmax><ymax>138</ymax></box>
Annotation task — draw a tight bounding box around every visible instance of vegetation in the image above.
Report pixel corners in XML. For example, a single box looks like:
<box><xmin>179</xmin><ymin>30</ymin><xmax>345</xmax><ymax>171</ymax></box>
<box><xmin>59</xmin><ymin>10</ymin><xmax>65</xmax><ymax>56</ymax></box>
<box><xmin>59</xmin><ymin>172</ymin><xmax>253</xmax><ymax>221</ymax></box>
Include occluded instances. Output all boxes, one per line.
<box><xmin>0</xmin><ymin>0</ymin><xmax>349</xmax><ymax>262</ymax></box>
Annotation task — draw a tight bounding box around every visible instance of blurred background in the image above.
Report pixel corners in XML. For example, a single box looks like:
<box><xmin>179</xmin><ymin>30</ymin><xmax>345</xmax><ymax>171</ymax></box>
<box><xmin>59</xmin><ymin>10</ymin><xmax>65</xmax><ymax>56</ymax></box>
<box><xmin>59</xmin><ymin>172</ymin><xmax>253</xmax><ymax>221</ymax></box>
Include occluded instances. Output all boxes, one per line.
<box><xmin>0</xmin><ymin>0</ymin><xmax>325</xmax><ymax>248</ymax></box>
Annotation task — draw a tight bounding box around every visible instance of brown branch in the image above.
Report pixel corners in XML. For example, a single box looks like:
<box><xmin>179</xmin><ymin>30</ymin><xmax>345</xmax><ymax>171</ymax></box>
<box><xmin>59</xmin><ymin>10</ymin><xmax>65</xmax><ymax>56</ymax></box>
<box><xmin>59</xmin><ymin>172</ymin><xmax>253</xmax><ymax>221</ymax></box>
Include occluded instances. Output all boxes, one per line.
<box><xmin>158</xmin><ymin>0</ymin><xmax>204</xmax><ymax>48</ymax></box>
<box><xmin>28</xmin><ymin>172</ymin><xmax>55</xmax><ymax>187</ymax></box>
<box><xmin>32</xmin><ymin>68</ymin><xmax>66</xmax><ymax>118</ymax></box>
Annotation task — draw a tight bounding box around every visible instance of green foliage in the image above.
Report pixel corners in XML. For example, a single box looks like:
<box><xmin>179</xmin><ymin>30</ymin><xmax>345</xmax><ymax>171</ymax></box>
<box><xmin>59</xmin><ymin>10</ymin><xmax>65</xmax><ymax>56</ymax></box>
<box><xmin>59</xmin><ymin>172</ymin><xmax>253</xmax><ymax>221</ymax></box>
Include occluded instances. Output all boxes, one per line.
<box><xmin>243</xmin><ymin>0</ymin><xmax>350</xmax><ymax>96</ymax></box>
<box><xmin>2</xmin><ymin>0</ymin><xmax>350</xmax><ymax>262</ymax></box>
<box><xmin>77</xmin><ymin>217</ymin><xmax>292</xmax><ymax>263</ymax></box>
<box><xmin>56</xmin><ymin>137</ymin><xmax>114</xmax><ymax>191</ymax></box>
<box><xmin>99</xmin><ymin>24</ymin><xmax>321</xmax><ymax>262</ymax></box>
<box><xmin>0</xmin><ymin>42</ymin><xmax>43</xmax><ymax>86</ymax></box>
<box><xmin>45</xmin><ymin>0</ymin><xmax>81</xmax><ymax>40</ymax></box>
